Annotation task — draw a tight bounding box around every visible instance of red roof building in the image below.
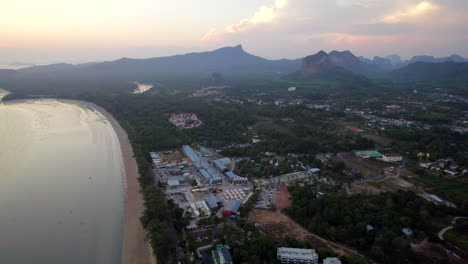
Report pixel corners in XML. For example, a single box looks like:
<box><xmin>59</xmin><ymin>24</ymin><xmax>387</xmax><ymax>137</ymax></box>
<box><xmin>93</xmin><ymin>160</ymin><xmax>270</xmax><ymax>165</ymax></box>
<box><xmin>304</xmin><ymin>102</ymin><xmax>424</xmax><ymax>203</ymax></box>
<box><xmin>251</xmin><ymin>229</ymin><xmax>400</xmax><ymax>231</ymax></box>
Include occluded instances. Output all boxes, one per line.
<box><xmin>345</xmin><ymin>126</ymin><xmax>363</xmax><ymax>132</ymax></box>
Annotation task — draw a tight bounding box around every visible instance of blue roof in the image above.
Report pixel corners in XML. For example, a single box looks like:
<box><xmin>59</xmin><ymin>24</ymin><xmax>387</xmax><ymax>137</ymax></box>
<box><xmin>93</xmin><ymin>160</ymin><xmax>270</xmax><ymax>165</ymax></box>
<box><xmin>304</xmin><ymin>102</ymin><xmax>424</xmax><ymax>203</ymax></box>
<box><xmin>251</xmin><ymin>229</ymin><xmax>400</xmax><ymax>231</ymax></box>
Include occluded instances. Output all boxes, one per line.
<box><xmin>224</xmin><ymin>200</ymin><xmax>241</xmax><ymax>213</ymax></box>
<box><xmin>225</xmin><ymin>171</ymin><xmax>237</xmax><ymax>180</ymax></box>
<box><xmin>205</xmin><ymin>197</ymin><xmax>219</xmax><ymax>208</ymax></box>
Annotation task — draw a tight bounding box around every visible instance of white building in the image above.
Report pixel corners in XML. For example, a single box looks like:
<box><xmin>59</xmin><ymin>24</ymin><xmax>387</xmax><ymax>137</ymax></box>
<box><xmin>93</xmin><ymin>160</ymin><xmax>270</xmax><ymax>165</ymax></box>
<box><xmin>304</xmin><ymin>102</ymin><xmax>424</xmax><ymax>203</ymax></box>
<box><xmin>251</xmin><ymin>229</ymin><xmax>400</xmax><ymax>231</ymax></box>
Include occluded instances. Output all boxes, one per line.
<box><xmin>382</xmin><ymin>153</ymin><xmax>403</xmax><ymax>162</ymax></box>
<box><xmin>323</xmin><ymin>258</ymin><xmax>342</xmax><ymax>264</ymax></box>
<box><xmin>277</xmin><ymin>247</ymin><xmax>318</xmax><ymax>264</ymax></box>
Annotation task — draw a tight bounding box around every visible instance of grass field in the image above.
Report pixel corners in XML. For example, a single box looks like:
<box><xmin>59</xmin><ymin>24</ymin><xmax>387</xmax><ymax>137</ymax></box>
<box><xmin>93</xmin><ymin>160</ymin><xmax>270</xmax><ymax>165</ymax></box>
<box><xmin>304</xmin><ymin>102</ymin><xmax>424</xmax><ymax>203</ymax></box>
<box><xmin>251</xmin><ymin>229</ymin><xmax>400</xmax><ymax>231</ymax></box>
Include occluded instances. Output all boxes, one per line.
<box><xmin>413</xmin><ymin>175</ymin><xmax>468</xmax><ymax>205</ymax></box>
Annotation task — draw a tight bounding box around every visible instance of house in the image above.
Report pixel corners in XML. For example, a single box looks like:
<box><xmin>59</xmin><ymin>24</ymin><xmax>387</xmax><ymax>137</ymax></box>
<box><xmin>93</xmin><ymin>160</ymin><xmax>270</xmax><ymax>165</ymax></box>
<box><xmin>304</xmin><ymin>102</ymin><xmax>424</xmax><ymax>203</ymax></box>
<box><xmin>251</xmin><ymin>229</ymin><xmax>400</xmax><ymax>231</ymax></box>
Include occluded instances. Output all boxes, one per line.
<box><xmin>212</xmin><ymin>244</ymin><xmax>233</xmax><ymax>264</ymax></box>
<box><xmin>280</xmin><ymin>117</ymin><xmax>295</xmax><ymax>122</ymax></box>
<box><xmin>402</xmin><ymin>228</ymin><xmax>413</xmax><ymax>237</ymax></box>
<box><xmin>385</xmin><ymin>105</ymin><xmax>401</xmax><ymax>109</ymax></box>
<box><xmin>444</xmin><ymin>170</ymin><xmax>457</xmax><ymax>176</ymax></box>
<box><xmin>222</xmin><ymin>200</ymin><xmax>242</xmax><ymax>216</ymax></box>
<box><xmin>428</xmin><ymin>194</ymin><xmax>444</xmax><ymax>204</ymax></box>
<box><xmin>345</xmin><ymin>126</ymin><xmax>363</xmax><ymax>132</ymax></box>
<box><xmin>277</xmin><ymin>247</ymin><xmax>318</xmax><ymax>264</ymax></box>
<box><xmin>308</xmin><ymin>168</ymin><xmax>321</xmax><ymax>174</ymax></box>
<box><xmin>419</xmin><ymin>162</ymin><xmax>432</xmax><ymax>169</ymax></box>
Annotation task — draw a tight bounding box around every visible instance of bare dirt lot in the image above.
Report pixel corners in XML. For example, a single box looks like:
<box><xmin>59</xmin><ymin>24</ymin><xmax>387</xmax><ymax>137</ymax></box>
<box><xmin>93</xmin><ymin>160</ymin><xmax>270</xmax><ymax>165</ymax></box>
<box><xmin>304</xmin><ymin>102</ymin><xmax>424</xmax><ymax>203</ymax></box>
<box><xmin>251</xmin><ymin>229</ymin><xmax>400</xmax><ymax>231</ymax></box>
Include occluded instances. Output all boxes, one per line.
<box><xmin>161</xmin><ymin>149</ymin><xmax>189</xmax><ymax>164</ymax></box>
<box><xmin>248</xmin><ymin>209</ymin><xmax>362</xmax><ymax>257</ymax></box>
<box><xmin>275</xmin><ymin>184</ymin><xmax>292</xmax><ymax>211</ymax></box>
<box><xmin>362</xmin><ymin>134</ymin><xmax>393</xmax><ymax>147</ymax></box>
<box><xmin>336</xmin><ymin>153</ymin><xmax>388</xmax><ymax>178</ymax></box>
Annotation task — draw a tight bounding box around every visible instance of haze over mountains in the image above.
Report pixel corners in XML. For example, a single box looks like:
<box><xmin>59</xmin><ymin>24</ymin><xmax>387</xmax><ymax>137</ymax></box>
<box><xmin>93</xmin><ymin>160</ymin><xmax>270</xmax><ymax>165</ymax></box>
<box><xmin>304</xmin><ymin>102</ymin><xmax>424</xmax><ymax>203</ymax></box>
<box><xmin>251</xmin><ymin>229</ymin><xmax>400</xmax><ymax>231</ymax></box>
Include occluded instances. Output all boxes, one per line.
<box><xmin>2</xmin><ymin>45</ymin><xmax>467</xmax><ymax>82</ymax></box>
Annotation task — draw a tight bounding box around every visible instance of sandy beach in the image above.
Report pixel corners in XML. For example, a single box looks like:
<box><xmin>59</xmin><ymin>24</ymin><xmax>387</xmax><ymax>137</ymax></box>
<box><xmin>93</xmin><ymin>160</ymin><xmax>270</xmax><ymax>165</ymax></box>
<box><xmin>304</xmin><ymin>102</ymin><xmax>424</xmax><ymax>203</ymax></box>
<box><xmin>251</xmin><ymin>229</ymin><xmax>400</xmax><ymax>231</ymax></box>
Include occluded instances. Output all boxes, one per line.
<box><xmin>83</xmin><ymin>101</ymin><xmax>156</xmax><ymax>264</ymax></box>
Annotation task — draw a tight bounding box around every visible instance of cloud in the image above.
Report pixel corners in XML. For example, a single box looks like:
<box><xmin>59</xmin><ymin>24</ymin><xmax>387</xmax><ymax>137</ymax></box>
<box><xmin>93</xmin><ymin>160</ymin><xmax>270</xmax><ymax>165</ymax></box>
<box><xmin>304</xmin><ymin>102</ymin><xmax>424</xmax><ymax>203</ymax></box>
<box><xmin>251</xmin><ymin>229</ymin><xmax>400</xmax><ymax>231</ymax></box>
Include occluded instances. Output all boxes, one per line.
<box><xmin>382</xmin><ymin>1</ymin><xmax>438</xmax><ymax>23</ymax></box>
<box><xmin>352</xmin><ymin>22</ymin><xmax>416</xmax><ymax>36</ymax></box>
<box><xmin>200</xmin><ymin>0</ymin><xmax>468</xmax><ymax>59</ymax></box>
<box><xmin>203</xmin><ymin>0</ymin><xmax>288</xmax><ymax>40</ymax></box>
<box><xmin>201</xmin><ymin>28</ymin><xmax>223</xmax><ymax>42</ymax></box>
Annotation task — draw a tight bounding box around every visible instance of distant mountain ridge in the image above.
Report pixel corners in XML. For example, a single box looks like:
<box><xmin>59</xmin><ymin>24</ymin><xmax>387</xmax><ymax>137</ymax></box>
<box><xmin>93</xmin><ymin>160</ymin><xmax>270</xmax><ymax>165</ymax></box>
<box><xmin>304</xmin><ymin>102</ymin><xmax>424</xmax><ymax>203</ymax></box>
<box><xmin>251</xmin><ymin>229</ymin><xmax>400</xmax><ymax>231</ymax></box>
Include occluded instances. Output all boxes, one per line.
<box><xmin>17</xmin><ymin>45</ymin><xmax>301</xmax><ymax>76</ymax></box>
<box><xmin>389</xmin><ymin>62</ymin><xmax>468</xmax><ymax>82</ymax></box>
<box><xmin>1</xmin><ymin>45</ymin><xmax>467</xmax><ymax>83</ymax></box>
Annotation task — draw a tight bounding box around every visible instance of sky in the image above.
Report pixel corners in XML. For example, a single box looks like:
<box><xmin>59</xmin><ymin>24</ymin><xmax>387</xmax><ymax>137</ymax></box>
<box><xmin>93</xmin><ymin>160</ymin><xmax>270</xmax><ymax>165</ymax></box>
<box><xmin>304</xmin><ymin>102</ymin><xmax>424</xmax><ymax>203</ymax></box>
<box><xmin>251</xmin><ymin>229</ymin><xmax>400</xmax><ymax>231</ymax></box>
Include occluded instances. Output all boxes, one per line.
<box><xmin>0</xmin><ymin>0</ymin><xmax>467</xmax><ymax>66</ymax></box>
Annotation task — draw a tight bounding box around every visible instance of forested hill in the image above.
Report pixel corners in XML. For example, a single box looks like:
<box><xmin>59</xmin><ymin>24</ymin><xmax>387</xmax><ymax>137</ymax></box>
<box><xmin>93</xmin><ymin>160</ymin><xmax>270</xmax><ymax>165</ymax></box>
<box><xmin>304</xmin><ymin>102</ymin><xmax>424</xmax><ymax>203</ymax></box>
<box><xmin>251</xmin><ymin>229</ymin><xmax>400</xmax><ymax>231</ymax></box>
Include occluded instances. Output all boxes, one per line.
<box><xmin>15</xmin><ymin>45</ymin><xmax>301</xmax><ymax>77</ymax></box>
<box><xmin>389</xmin><ymin>62</ymin><xmax>468</xmax><ymax>83</ymax></box>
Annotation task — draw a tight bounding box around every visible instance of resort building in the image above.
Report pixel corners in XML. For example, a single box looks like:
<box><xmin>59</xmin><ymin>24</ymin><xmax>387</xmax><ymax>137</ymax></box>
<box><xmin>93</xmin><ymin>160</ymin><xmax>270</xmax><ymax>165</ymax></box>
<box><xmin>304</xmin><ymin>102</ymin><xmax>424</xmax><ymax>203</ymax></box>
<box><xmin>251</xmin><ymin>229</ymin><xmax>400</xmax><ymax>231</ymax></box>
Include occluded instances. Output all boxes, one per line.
<box><xmin>277</xmin><ymin>247</ymin><xmax>318</xmax><ymax>264</ymax></box>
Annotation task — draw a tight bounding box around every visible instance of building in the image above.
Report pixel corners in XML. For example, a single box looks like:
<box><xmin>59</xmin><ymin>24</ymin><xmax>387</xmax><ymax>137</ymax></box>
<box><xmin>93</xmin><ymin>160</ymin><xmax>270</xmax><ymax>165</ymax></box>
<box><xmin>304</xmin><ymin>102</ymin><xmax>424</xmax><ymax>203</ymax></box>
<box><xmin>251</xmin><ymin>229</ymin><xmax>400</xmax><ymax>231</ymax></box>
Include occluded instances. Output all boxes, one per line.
<box><xmin>222</xmin><ymin>200</ymin><xmax>242</xmax><ymax>216</ymax></box>
<box><xmin>205</xmin><ymin>196</ymin><xmax>220</xmax><ymax>209</ymax></box>
<box><xmin>225</xmin><ymin>171</ymin><xmax>248</xmax><ymax>184</ymax></box>
<box><xmin>167</xmin><ymin>179</ymin><xmax>181</xmax><ymax>188</ymax></box>
<box><xmin>169</xmin><ymin>113</ymin><xmax>202</xmax><ymax>128</ymax></box>
<box><xmin>323</xmin><ymin>258</ymin><xmax>342</xmax><ymax>264</ymax></box>
<box><xmin>277</xmin><ymin>247</ymin><xmax>318</xmax><ymax>264</ymax></box>
<box><xmin>150</xmin><ymin>152</ymin><xmax>165</xmax><ymax>168</ymax></box>
<box><xmin>345</xmin><ymin>126</ymin><xmax>363</xmax><ymax>132</ymax></box>
<box><xmin>213</xmin><ymin>159</ymin><xmax>229</xmax><ymax>172</ymax></box>
<box><xmin>183</xmin><ymin>145</ymin><xmax>201</xmax><ymax>167</ymax></box>
<box><xmin>200</xmin><ymin>147</ymin><xmax>213</xmax><ymax>157</ymax></box>
<box><xmin>355</xmin><ymin>151</ymin><xmax>383</xmax><ymax>159</ymax></box>
<box><xmin>382</xmin><ymin>153</ymin><xmax>403</xmax><ymax>162</ymax></box>
<box><xmin>212</xmin><ymin>244</ymin><xmax>233</xmax><ymax>264</ymax></box>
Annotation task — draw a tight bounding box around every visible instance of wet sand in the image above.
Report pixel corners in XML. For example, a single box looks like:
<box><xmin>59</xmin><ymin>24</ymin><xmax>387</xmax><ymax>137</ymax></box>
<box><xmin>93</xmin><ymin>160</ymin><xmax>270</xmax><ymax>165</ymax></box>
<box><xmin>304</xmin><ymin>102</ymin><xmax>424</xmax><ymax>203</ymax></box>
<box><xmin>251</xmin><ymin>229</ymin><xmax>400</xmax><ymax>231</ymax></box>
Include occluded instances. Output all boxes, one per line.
<box><xmin>0</xmin><ymin>99</ymin><xmax>124</xmax><ymax>263</ymax></box>
<box><xmin>80</xmin><ymin>101</ymin><xmax>156</xmax><ymax>264</ymax></box>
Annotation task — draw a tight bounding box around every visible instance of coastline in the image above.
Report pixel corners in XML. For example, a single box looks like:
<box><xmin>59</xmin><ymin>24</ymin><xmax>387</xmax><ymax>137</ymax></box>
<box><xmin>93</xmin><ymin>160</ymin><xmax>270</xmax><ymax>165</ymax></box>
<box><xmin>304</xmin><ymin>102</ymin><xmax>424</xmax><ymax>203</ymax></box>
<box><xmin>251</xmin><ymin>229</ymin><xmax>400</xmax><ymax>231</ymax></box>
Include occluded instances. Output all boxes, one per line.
<box><xmin>78</xmin><ymin>101</ymin><xmax>156</xmax><ymax>264</ymax></box>
<box><xmin>2</xmin><ymin>97</ymin><xmax>156</xmax><ymax>263</ymax></box>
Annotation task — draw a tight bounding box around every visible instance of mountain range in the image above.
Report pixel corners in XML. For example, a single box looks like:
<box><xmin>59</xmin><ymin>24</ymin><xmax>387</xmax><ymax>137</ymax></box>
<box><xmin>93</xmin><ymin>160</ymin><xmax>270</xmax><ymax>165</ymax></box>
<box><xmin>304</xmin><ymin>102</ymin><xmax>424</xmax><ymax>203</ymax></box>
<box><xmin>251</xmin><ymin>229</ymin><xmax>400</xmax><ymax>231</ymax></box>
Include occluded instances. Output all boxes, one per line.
<box><xmin>2</xmin><ymin>45</ymin><xmax>467</xmax><ymax>83</ymax></box>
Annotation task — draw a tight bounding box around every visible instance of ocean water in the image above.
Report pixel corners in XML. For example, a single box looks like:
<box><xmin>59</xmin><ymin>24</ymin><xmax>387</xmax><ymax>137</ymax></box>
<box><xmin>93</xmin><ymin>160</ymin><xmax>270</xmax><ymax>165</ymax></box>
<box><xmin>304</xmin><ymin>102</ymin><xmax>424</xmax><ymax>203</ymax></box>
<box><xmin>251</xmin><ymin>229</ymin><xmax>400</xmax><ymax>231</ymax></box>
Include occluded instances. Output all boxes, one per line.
<box><xmin>0</xmin><ymin>99</ymin><xmax>124</xmax><ymax>264</ymax></box>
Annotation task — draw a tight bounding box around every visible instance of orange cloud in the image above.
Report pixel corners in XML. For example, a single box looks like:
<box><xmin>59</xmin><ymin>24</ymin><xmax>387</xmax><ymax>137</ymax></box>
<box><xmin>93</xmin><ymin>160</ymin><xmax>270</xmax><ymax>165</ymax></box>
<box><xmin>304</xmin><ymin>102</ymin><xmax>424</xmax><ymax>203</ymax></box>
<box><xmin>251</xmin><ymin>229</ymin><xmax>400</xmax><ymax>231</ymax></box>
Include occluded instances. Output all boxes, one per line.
<box><xmin>202</xmin><ymin>0</ymin><xmax>288</xmax><ymax>41</ymax></box>
<box><xmin>201</xmin><ymin>28</ymin><xmax>223</xmax><ymax>42</ymax></box>
<box><xmin>329</xmin><ymin>33</ymin><xmax>399</xmax><ymax>45</ymax></box>
<box><xmin>382</xmin><ymin>1</ymin><xmax>438</xmax><ymax>23</ymax></box>
<box><xmin>0</xmin><ymin>43</ymin><xmax>14</xmax><ymax>48</ymax></box>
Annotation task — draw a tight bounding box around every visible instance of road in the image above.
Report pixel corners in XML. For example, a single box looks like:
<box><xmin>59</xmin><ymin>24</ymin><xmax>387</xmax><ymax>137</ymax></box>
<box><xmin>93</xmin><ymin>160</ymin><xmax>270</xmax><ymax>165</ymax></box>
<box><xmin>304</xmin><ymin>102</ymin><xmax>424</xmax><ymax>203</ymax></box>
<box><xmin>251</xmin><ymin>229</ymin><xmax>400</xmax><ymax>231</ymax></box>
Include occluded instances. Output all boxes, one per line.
<box><xmin>438</xmin><ymin>217</ymin><xmax>467</xmax><ymax>240</ymax></box>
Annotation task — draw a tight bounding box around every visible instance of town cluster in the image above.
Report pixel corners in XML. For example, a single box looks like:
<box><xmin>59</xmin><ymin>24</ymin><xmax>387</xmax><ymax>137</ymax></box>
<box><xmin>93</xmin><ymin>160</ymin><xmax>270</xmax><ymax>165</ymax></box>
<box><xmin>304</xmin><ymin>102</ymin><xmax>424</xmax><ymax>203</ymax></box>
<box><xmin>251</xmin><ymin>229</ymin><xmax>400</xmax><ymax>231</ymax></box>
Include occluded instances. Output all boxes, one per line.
<box><xmin>169</xmin><ymin>113</ymin><xmax>202</xmax><ymax>128</ymax></box>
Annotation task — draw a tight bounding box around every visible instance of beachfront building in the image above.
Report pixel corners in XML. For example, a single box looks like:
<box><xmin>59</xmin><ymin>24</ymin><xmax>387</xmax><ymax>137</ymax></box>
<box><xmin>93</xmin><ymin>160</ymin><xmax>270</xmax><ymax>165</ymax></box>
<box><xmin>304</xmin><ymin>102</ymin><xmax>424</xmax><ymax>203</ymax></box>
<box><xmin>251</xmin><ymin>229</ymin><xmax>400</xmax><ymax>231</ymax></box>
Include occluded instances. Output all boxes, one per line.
<box><xmin>277</xmin><ymin>247</ymin><xmax>318</xmax><ymax>264</ymax></box>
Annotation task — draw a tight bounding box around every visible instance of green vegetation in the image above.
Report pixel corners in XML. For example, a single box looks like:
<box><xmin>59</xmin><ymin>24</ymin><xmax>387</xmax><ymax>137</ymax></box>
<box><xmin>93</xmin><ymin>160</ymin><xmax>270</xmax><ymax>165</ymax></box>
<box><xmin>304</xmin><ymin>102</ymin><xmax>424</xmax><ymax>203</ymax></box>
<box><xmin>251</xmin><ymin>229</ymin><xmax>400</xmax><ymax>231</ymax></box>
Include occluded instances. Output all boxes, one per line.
<box><xmin>285</xmin><ymin>184</ymin><xmax>466</xmax><ymax>263</ymax></box>
<box><xmin>385</xmin><ymin>127</ymin><xmax>467</xmax><ymax>161</ymax></box>
<box><xmin>413</xmin><ymin>175</ymin><xmax>468</xmax><ymax>207</ymax></box>
<box><xmin>445</xmin><ymin>221</ymin><xmax>468</xmax><ymax>252</ymax></box>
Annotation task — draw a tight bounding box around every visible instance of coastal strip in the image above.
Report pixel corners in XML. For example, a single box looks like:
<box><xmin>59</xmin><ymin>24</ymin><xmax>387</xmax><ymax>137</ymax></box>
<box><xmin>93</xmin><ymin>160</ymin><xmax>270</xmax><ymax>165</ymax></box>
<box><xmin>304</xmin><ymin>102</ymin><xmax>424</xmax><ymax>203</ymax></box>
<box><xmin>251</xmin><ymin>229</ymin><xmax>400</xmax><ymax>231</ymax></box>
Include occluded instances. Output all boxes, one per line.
<box><xmin>80</xmin><ymin>101</ymin><xmax>156</xmax><ymax>264</ymax></box>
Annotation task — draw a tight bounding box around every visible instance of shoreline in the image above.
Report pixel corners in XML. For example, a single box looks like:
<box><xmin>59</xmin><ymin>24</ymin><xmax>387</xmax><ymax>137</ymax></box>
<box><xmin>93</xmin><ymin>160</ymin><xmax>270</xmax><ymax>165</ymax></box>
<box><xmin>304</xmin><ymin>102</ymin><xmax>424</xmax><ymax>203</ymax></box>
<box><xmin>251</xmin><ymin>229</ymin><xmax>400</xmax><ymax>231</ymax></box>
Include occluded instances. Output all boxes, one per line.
<box><xmin>2</xmin><ymin>97</ymin><xmax>156</xmax><ymax>263</ymax></box>
<box><xmin>80</xmin><ymin>101</ymin><xmax>156</xmax><ymax>264</ymax></box>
